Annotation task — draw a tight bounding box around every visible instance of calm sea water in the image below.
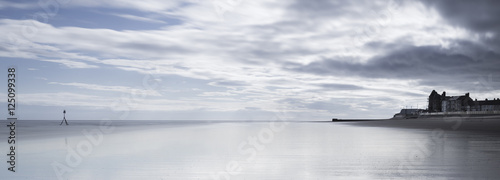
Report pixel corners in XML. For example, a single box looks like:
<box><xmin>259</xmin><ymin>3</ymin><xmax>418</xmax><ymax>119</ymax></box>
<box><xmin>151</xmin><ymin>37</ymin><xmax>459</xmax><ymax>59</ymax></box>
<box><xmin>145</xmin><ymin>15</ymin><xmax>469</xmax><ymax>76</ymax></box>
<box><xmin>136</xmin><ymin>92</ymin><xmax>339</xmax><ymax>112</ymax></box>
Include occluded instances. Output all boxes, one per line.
<box><xmin>2</xmin><ymin>120</ymin><xmax>500</xmax><ymax>179</ymax></box>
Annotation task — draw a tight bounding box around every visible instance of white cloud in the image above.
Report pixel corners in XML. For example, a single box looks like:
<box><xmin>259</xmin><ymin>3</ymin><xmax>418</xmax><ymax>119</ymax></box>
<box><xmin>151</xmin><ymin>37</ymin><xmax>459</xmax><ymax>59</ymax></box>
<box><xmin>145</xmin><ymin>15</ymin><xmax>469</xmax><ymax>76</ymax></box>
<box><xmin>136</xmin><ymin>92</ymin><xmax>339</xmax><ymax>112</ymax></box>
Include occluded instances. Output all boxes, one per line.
<box><xmin>0</xmin><ymin>1</ymin><xmax>38</xmax><ymax>9</ymax></box>
<box><xmin>2</xmin><ymin>0</ymin><xmax>495</xmax><ymax>119</ymax></box>
<box><xmin>21</xmin><ymin>92</ymin><xmax>112</xmax><ymax>108</ymax></box>
<box><xmin>43</xmin><ymin>59</ymin><xmax>99</xmax><ymax>68</ymax></box>
<box><xmin>110</xmin><ymin>13</ymin><xmax>167</xmax><ymax>24</ymax></box>
<box><xmin>49</xmin><ymin>82</ymin><xmax>162</xmax><ymax>96</ymax></box>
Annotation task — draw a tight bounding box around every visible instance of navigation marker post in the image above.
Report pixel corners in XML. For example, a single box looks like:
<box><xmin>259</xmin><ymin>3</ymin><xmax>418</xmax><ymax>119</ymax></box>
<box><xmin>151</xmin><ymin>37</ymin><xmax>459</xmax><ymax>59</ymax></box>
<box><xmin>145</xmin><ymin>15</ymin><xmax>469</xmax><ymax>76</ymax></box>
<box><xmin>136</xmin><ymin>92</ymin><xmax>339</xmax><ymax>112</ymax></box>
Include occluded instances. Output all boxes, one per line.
<box><xmin>60</xmin><ymin>110</ymin><xmax>68</xmax><ymax>125</ymax></box>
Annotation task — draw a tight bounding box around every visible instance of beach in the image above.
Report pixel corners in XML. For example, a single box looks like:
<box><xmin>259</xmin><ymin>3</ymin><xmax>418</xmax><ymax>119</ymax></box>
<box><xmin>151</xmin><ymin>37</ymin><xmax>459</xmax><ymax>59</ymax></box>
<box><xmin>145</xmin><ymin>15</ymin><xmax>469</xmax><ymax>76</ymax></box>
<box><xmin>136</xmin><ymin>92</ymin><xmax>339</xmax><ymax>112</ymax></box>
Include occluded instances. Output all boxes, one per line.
<box><xmin>1</xmin><ymin>118</ymin><xmax>500</xmax><ymax>179</ymax></box>
<box><xmin>341</xmin><ymin>115</ymin><xmax>500</xmax><ymax>133</ymax></box>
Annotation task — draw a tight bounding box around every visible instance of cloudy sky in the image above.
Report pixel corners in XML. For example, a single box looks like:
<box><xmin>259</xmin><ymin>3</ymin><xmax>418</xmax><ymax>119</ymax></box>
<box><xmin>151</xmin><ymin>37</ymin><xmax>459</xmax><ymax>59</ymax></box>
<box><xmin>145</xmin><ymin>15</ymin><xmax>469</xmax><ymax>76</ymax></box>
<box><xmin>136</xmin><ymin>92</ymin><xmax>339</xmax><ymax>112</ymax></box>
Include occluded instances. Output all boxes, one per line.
<box><xmin>1</xmin><ymin>0</ymin><xmax>499</xmax><ymax>120</ymax></box>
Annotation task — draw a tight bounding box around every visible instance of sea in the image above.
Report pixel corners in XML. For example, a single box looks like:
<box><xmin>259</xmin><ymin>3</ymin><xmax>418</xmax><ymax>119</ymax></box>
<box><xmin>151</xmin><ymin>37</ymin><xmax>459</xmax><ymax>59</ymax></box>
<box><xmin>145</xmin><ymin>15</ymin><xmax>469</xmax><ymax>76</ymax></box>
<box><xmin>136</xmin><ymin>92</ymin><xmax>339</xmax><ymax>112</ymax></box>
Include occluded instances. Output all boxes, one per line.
<box><xmin>1</xmin><ymin>120</ymin><xmax>500</xmax><ymax>179</ymax></box>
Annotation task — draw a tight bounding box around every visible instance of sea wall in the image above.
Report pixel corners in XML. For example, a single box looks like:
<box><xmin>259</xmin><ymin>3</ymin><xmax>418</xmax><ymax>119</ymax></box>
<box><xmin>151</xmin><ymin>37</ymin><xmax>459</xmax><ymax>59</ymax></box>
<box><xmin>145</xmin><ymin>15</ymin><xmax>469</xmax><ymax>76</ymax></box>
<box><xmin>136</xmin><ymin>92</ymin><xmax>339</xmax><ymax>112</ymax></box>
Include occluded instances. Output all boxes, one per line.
<box><xmin>420</xmin><ymin>111</ymin><xmax>500</xmax><ymax>117</ymax></box>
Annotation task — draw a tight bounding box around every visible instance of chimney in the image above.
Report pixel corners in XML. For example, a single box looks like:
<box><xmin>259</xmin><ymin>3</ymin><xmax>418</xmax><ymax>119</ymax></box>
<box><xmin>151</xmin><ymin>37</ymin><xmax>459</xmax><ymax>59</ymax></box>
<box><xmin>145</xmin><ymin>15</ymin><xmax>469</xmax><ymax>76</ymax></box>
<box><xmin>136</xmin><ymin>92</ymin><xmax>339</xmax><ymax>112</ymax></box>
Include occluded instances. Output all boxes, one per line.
<box><xmin>442</xmin><ymin>91</ymin><xmax>446</xmax><ymax>97</ymax></box>
<box><xmin>465</xmin><ymin>93</ymin><xmax>469</xmax><ymax>97</ymax></box>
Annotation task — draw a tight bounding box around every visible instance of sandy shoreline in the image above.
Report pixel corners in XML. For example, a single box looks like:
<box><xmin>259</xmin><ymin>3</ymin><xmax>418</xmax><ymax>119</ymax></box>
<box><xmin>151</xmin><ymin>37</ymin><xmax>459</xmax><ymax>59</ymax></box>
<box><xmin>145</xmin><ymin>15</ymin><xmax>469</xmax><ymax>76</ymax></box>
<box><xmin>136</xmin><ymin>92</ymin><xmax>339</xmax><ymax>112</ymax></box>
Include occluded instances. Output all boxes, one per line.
<box><xmin>4</xmin><ymin>117</ymin><xmax>500</xmax><ymax>141</ymax></box>
<box><xmin>333</xmin><ymin>116</ymin><xmax>500</xmax><ymax>134</ymax></box>
<box><xmin>2</xmin><ymin>119</ymin><xmax>500</xmax><ymax>179</ymax></box>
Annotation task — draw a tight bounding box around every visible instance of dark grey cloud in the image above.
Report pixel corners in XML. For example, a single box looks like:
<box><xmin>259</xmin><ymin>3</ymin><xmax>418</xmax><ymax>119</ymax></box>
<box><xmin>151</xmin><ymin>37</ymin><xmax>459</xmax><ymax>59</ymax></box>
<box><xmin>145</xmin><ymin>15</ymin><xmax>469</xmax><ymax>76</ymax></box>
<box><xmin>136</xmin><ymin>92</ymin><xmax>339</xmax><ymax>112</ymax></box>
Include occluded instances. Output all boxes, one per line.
<box><xmin>0</xmin><ymin>46</ymin><xmax>9</xmax><ymax>52</ymax></box>
<box><xmin>401</xmin><ymin>91</ymin><xmax>426</xmax><ymax>97</ymax></box>
<box><xmin>420</xmin><ymin>0</ymin><xmax>500</xmax><ymax>33</ymax></box>
<box><xmin>287</xmin><ymin>0</ymin><xmax>400</xmax><ymax>20</ymax></box>
<box><xmin>285</xmin><ymin>40</ymin><xmax>500</xmax><ymax>92</ymax></box>
<box><xmin>210</xmin><ymin>80</ymin><xmax>248</xmax><ymax>87</ymax></box>
<box><xmin>421</xmin><ymin>0</ymin><xmax>500</xmax><ymax>51</ymax></box>
<box><xmin>288</xmin><ymin>0</ymin><xmax>356</xmax><ymax>19</ymax></box>
<box><xmin>117</xmin><ymin>42</ymin><xmax>191</xmax><ymax>58</ymax></box>
<box><xmin>279</xmin><ymin>0</ymin><xmax>500</xmax><ymax>95</ymax></box>
<box><xmin>244</xmin><ymin>107</ymin><xmax>260</xmax><ymax>110</ymax></box>
<box><xmin>305</xmin><ymin>101</ymin><xmax>350</xmax><ymax>111</ymax></box>
<box><xmin>317</xmin><ymin>83</ymin><xmax>364</xmax><ymax>90</ymax></box>
<box><xmin>277</xmin><ymin>97</ymin><xmax>351</xmax><ymax>113</ymax></box>
<box><xmin>235</xmin><ymin>46</ymin><xmax>321</xmax><ymax>65</ymax></box>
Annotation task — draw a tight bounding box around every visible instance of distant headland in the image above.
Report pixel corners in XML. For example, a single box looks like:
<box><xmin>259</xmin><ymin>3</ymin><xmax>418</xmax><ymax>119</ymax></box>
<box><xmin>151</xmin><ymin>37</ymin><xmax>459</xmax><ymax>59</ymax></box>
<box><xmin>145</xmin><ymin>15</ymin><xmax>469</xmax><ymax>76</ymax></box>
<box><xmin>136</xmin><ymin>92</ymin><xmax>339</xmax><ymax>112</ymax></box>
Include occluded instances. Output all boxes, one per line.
<box><xmin>393</xmin><ymin>90</ymin><xmax>500</xmax><ymax>119</ymax></box>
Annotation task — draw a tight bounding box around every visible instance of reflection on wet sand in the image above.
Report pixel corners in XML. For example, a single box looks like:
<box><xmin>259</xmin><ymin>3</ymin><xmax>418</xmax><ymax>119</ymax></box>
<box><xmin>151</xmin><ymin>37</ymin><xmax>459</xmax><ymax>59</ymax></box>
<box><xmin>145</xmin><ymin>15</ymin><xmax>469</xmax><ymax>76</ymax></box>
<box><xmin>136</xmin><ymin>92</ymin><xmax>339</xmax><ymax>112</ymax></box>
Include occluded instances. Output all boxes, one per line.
<box><xmin>1</xmin><ymin>119</ymin><xmax>500</xmax><ymax>179</ymax></box>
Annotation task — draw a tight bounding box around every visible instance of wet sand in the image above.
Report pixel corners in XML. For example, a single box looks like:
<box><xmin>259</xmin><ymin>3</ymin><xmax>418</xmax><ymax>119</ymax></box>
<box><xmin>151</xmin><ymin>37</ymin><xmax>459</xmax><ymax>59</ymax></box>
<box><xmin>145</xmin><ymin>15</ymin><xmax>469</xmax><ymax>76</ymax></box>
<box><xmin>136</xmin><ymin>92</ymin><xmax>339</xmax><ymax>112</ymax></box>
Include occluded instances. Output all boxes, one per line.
<box><xmin>2</xmin><ymin>119</ymin><xmax>500</xmax><ymax>179</ymax></box>
<box><xmin>335</xmin><ymin>116</ymin><xmax>500</xmax><ymax>133</ymax></box>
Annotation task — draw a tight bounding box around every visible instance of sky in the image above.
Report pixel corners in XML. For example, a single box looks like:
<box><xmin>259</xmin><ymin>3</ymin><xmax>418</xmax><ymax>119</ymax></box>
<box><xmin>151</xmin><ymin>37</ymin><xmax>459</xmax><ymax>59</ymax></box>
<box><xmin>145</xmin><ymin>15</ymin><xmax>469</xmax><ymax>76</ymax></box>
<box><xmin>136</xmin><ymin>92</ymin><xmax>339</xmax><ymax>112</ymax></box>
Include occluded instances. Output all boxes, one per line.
<box><xmin>0</xmin><ymin>0</ymin><xmax>499</xmax><ymax>120</ymax></box>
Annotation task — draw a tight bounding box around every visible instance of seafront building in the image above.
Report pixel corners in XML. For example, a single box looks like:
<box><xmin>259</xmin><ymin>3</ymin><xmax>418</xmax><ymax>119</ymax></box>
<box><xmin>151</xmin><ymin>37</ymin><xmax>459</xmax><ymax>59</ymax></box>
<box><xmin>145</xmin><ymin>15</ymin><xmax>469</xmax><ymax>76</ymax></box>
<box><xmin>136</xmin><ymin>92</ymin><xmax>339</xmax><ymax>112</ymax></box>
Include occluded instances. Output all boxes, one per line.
<box><xmin>428</xmin><ymin>90</ymin><xmax>500</xmax><ymax>112</ymax></box>
<box><xmin>394</xmin><ymin>90</ymin><xmax>500</xmax><ymax>118</ymax></box>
